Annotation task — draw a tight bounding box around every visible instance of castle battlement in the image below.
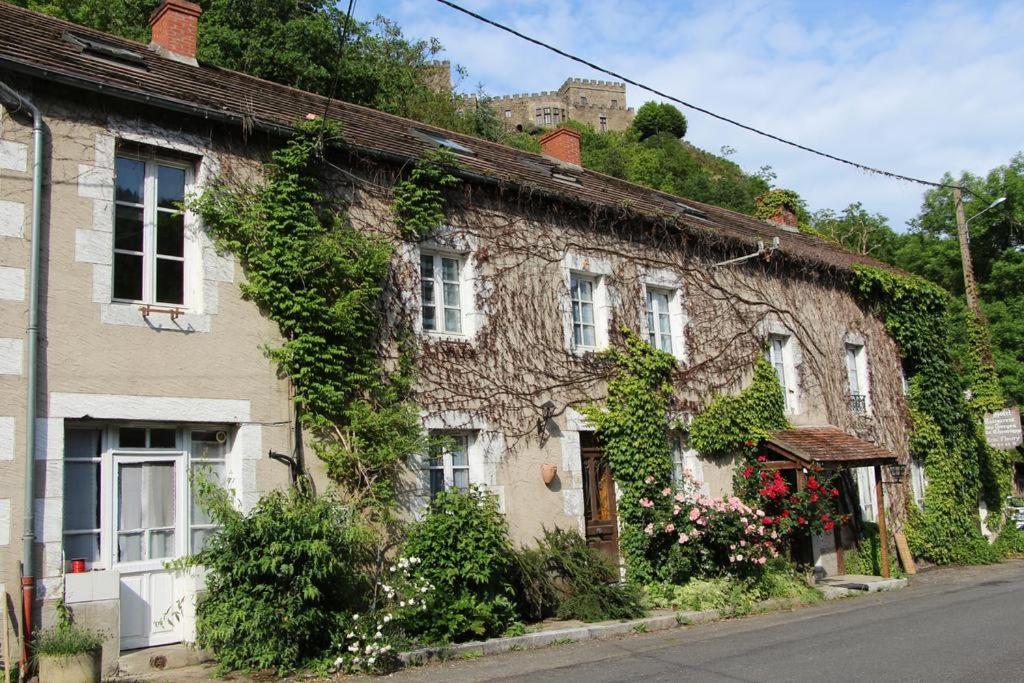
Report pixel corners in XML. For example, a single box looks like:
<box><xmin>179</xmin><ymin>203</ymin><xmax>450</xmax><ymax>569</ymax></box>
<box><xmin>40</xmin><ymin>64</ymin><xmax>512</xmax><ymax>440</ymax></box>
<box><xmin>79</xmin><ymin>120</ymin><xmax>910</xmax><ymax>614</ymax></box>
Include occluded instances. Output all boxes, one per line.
<box><xmin>490</xmin><ymin>76</ymin><xmax>635</xmax><ymax>133</ymax></box>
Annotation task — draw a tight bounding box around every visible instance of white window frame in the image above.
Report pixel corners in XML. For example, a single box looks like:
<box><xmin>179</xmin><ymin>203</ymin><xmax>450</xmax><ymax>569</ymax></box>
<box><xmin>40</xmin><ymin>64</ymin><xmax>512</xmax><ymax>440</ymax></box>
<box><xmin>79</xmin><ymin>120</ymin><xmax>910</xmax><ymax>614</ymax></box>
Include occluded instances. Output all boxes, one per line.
<box><xmin>640</xmin><ymin>271</ymin><xmax>687</xmax><ymax>362</ymax></box>
<box><xmin>562</xmin><ymin>253</ymin><xmax>612</xmax><ymax>354</ymax></box>
<box><xmin>766</xmin><ymin>331</ymin><xmax>799</xmax><ymax>415</ymax></box>
<box><xmin>61</xmin><ymin>424</ymin><xmax>230</xmax><ymax>573</ymax></box>
<box><xmin>855</xmin><ymin>466</ymin><xmax>878</xmax><ymax>522</ymax></box>
<box><xmin>425</xmin><ymin>431</ymin><xmax>473</xmax><ymax>499</ymax></box>
<box><xmin>844</xmin><ymin>340</ymin><xmax>872</xmax><ymax>415</ymax></box>
<box><xmin>910</xmin><ymin>457</ymin><xmax>927</xmax><ymax>509</ymax></box>
<box><xmin>112</xmin><ymin>154</ymin><xmax>194</xmax><ymax>308</ymax></box>
<box><xmin>672</xmin><ymin>435</ymin><xmax>708</xmax><ymax>496</ymax></box>
<box><xmin>417</xmin><ymin>245</ymin><xmax>477</xmax><ymax>340</ymax></box>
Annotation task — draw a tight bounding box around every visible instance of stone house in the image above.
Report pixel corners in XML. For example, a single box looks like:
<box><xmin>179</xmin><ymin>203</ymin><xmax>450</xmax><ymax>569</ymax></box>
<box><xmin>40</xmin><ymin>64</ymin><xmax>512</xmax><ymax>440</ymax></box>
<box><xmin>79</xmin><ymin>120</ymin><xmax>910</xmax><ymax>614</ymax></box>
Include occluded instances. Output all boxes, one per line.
<box><xmin>0</xmin><ymin>1</ymin><xmax>916</xmax><ymax>673</ymax></box>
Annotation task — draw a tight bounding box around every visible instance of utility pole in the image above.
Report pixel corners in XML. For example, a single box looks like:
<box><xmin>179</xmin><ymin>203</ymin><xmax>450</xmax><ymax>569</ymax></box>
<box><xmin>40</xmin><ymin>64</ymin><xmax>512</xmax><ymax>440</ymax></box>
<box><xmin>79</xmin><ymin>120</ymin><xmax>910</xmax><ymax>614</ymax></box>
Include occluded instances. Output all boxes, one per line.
<box><xmin>953</xmin><ymin>185</ymin><xmax>983</xmax><ymax>317</ymax></box>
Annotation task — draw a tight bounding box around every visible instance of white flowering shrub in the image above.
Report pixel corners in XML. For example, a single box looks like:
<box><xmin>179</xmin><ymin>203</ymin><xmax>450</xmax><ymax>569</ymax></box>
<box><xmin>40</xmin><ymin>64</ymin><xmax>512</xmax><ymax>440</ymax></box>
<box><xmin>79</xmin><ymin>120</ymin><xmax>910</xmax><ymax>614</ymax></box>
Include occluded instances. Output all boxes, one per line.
<box><xmin>333</xmin><ymin>556</ymin><xmax>434</xmax><ymax>674</ymax></box>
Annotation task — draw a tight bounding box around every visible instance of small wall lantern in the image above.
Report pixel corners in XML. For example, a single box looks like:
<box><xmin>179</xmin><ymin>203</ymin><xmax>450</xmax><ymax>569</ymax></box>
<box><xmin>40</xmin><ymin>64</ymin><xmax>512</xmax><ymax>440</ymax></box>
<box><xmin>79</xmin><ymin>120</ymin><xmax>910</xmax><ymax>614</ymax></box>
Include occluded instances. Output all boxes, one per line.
<box><xmin>541</xmin><ymin>463</ymin><xmax>558</xmax><ymax>485</ymax></box>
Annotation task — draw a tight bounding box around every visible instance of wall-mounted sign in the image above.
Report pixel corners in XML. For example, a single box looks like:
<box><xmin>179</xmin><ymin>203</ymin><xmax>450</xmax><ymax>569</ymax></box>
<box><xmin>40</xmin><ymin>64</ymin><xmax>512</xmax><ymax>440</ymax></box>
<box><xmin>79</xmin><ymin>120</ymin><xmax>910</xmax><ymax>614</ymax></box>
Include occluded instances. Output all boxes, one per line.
<box><xmin>984</xmin><ymin>408</ymin><xmax>1022</xmax><ymax>450</ymax></box>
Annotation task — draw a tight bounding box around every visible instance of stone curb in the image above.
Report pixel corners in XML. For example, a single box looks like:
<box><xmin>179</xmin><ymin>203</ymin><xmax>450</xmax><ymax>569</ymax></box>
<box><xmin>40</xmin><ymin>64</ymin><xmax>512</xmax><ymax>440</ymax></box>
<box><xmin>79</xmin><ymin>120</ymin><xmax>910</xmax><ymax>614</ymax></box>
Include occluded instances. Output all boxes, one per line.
<box><xmin>399</xmin><ymin>583</ymin><xmax>892</xmax><ymax>667</ymax></box>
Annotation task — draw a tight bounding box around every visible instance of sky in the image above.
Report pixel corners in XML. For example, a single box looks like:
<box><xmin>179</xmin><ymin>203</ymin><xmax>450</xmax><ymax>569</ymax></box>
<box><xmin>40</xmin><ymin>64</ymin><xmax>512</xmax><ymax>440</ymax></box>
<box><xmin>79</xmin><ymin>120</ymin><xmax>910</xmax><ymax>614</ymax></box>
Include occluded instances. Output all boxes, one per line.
<box><xmin>358</xmin><ymin>0</ymin><xmax>1024</xmax><ymax>230</ymax></box>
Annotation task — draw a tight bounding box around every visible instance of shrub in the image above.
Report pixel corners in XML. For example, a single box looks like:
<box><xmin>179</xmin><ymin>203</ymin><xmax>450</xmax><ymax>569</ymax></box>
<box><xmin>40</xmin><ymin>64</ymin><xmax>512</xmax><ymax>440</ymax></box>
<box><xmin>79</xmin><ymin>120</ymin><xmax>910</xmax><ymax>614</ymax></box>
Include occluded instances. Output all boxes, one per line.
<box><xmin>401</xmin><ymin>487</ymin><xmax>519</xmax><ymax>643</ymax></box>
<box><xmin>512</xmin><ymin>546</ymin><xmax>561</xmax><ymax>622</ymax></box>
<box><xmin>994</xmin><ymin>523</ymin><xmax>1024</xmax><ymax>558</ymax></box>
<box><xmin>643</xmin><ymin>471</ymin><xmax>779</xmax><ymax>582</ymax></box>
<box><xmin>643</xmin><ymin>563</ymin><xmax>819</xmax><ymax>616</ymax></box>
<box><xmin>332</xmin><ymin>556</ymin><xmax>435</xmax><ymax>675</ymax></box>
<box><xmin>534</xmin><ymin>527</ymin><xmax>644</xmax><ymax>622</ymax></box>
<box><xmin>182</xmin><ymin>482</ymin><xmax>371</xmax><ymax>673</ymax></box>
<box><xmin>632</xmin><ymin>102</ymin><xmax>688</xmax><ymax>140</ymax></box>
<box><xmin>843</xmin><ymin>522</ymin><xmax>903</xmax><ymax>578</ymax></box>
<box><xmin>33</xmin><ymin>600</ymin><xmax>103</xmax><ymax>661</ymax></box>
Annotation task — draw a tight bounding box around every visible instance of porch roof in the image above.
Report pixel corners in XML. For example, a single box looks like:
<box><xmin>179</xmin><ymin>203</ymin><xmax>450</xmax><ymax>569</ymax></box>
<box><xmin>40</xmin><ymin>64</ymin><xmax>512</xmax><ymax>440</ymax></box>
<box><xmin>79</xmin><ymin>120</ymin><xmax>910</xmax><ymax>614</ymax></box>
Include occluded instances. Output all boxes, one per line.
<box><xmin>763</xmin><ymin>426</ymin><xmax>899</xmax><ymax>469</ymax></box>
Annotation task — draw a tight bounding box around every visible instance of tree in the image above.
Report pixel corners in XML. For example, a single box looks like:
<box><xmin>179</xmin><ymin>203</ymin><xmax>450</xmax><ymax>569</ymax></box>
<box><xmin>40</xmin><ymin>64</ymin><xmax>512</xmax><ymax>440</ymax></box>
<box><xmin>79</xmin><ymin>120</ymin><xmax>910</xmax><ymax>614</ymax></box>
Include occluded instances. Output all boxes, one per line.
<box><xmin>631</xmin><ymin>101</ymin><xmax>688</xmax><ymax>140</ymax></box>
<box><xmin>810</xmin><ymin>202</ymin><xmax>900</xmax><ymax>259</ymax></box>
<box><xmin>898</xmin><ymin>152</ymin><xmax>1024</xmax><ymax>404</ymax></box>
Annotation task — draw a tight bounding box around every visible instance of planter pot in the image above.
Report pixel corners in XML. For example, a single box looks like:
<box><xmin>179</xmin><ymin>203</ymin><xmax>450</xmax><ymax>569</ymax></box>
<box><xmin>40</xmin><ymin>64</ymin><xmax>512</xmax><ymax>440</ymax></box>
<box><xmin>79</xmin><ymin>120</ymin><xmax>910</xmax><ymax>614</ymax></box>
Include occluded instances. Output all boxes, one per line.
<box><xmin>38</xmin><ymin>648</ymin><xmax>101</xmax><ymax>683</ymax></box>
<box><xmin>541</xmin><ymin>463</ymin><xmax>558</xmax><ymax>485</ymax></box>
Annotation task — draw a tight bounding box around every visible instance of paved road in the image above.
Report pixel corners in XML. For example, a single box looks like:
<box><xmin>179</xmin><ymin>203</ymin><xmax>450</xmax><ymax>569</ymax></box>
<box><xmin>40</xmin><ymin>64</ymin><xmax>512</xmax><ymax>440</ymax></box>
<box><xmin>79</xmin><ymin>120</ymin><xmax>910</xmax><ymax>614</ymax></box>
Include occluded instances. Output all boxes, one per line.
<box><xmin>386</xmin><ymin>561</ymin><xmax>1024</xmax><ymax>682</ymax></box>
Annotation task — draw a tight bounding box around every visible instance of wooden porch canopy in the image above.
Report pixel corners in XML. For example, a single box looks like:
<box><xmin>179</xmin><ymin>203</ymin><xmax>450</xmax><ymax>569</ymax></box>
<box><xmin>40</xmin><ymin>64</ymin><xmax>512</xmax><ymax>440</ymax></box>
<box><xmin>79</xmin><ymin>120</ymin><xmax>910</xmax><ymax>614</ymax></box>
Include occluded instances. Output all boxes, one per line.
<box><xmin>762</xmin><ymin>426</ymin><xmax>898</xmax><ymax>469</ymax></box>
<box><xmin>761</xmin><ymin>426</ymin><xmax>899</xmax><ymax>578</ymax></box>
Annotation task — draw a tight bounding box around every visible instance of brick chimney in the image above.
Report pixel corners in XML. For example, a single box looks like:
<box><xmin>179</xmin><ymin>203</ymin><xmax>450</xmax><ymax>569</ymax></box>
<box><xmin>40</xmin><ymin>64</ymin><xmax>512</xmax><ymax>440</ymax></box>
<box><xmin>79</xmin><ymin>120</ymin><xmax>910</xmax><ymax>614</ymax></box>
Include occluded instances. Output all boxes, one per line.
<box><xmin>149</xmin><ymin>0</ymin><xmax>202</xmax><ymax>65</ymax></box>
<box><xmin>771</xmin><ymin>205</ymin><xmax>799</xmax><ymax>230</ymax></box>
<box><xmin>539</xmin><ymin>127</ymin><xmax>581</xmax><ymax>166</ymax></box>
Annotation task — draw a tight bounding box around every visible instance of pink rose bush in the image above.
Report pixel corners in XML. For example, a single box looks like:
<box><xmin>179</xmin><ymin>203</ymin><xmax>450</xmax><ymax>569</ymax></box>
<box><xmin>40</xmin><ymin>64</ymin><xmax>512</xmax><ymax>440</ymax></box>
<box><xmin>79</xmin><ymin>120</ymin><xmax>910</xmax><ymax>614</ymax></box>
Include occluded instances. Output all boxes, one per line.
<box><xmin>643</xmin><ymin>470</ymin><xmax>778</xmax><ymax>581</ymax></box>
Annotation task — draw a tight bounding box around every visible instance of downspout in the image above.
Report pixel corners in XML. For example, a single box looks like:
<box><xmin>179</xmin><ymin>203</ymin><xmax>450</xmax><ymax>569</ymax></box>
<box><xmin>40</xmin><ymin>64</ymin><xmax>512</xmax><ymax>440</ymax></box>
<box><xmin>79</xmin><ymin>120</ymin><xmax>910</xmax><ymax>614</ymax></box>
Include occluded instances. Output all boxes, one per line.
<box><xmin>0</xmin><ymin>79</ymin><xmax>44</xmax><ymax>668</ymax></box>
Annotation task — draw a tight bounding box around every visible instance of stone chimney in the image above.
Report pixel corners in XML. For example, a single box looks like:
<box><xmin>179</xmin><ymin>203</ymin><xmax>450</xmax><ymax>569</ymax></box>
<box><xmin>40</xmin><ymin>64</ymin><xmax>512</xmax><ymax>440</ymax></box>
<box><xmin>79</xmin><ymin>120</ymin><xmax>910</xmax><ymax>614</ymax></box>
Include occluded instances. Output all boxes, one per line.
<box><xmin>539</xmin><ymin>127</ymin><xmax>581</xmax><ymax>166</ymax></box>
<box><xmin>149</xmin><ymin>0</ymin><xmax>202</xmax><ymax>65</ymax></box>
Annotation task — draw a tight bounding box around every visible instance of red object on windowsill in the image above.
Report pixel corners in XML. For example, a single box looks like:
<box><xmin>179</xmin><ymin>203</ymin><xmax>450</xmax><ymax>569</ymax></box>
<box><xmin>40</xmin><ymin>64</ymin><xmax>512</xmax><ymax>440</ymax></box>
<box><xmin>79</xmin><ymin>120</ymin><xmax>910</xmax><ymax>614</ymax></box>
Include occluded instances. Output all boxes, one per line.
<box><xmin>70</xmin><ymin>559</ymin><xmax>87</xmax><ymax>573</ymax></box>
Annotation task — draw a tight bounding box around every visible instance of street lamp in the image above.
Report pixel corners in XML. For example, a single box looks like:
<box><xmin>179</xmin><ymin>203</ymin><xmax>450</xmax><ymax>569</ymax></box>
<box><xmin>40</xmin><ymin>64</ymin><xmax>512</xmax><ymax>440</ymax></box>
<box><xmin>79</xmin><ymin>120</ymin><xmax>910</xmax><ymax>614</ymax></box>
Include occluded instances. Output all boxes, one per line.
<box><xmin>966</xmin><ymin>196</ymin><xmax>1007</xmax><ymax>232</ymax></box>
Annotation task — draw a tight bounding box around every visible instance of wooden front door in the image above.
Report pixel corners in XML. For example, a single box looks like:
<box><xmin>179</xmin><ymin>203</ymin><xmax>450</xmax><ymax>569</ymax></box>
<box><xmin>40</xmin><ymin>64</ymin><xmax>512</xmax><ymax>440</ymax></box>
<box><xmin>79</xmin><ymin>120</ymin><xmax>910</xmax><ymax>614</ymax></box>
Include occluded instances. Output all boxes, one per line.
<box><xmin>580</xmin><ymin>434</ymin><xmax>618</xmax><ymax>560</ymax></box>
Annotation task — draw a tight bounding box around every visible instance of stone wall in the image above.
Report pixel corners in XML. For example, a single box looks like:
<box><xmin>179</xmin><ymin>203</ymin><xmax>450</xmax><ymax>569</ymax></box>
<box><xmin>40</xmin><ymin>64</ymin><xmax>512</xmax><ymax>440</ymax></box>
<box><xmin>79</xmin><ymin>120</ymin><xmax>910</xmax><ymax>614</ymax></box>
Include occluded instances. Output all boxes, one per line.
<box><xmin>492</xmin><ymin>77</ymin><xmax>635</xmax><ymax>132</ymax></box>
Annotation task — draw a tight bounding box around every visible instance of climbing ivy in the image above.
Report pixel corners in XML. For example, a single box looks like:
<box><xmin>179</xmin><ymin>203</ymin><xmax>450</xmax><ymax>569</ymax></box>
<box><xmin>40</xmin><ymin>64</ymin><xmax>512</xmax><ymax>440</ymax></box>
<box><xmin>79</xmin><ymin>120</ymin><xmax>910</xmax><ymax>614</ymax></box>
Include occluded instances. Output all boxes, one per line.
<box><xmin>193</xmin><ymin>121</ymin><xmax>424</xmax><ymax>510</ymax></box>
<box><xmin>583</xmin><ymin>330</ymin><xmax>679</xmax><ymax>583</ymax></box>
<box><xmin>853</xmin><ymin>265</ymin><xmax>1005</xmax><ymax>564</ymax></box>
<box><xmin>689</xmin><ymin>356</ymin><xmax>789</xmax><ymax>458</ymax></box>
<box><xmin>391</xmin><ymin>148</ymin><xmax>461</xmax><ymax>239</ymax></box>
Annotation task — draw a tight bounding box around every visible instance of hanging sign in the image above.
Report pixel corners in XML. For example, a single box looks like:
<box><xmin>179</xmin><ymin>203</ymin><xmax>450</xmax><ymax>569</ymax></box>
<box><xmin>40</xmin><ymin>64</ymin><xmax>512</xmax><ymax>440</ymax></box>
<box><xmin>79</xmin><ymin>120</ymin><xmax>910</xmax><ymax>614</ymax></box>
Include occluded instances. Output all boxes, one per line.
<box><xmin>984</xmin><ymin>408</ymin><xmax>1022</xmax><ymax>450</ymax></box>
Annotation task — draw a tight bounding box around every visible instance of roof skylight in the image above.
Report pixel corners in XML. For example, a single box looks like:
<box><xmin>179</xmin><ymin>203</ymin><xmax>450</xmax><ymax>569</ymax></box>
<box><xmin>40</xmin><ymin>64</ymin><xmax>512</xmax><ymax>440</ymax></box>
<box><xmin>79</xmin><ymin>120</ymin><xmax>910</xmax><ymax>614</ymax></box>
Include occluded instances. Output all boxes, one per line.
<box><xmin>64</xmin><ymin>32</ymin><xmax>147</xmax><ymax>69</ymax></box>
<box><xmin>411</xmin><ymin>128</ymin><xmax>475</xmax><ymax>156</ymax></box>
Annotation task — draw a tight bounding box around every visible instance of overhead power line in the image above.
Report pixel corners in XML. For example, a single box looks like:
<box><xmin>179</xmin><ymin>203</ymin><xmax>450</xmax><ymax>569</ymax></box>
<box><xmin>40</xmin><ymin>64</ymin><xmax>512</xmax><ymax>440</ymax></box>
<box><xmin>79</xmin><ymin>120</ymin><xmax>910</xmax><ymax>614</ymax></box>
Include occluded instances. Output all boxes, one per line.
<box><xmin>434</xmin><ymin>0</ymin><xmax>956</xmax><ymax>190</ymax></box>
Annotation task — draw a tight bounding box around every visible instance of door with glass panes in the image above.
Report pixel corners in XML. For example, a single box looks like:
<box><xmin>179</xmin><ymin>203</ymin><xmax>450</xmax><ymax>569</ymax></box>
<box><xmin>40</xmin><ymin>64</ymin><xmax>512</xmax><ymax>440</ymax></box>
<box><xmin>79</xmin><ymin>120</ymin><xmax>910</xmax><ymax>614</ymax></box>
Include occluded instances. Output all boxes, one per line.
<box><xmin>63</xmin><ymin>425</ymin><xmax>227</xmax><ymax>650</ymax></box>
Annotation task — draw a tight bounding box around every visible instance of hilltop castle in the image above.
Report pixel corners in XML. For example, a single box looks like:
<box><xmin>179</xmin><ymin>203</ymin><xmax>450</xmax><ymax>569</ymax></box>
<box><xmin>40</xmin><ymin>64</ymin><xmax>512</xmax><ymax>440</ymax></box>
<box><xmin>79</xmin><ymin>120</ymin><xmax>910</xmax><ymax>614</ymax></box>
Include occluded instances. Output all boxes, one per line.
<box><xmin>491</xmin><ymin>77</ymin><xmax>635</xmax><ymax>132</ymax></box>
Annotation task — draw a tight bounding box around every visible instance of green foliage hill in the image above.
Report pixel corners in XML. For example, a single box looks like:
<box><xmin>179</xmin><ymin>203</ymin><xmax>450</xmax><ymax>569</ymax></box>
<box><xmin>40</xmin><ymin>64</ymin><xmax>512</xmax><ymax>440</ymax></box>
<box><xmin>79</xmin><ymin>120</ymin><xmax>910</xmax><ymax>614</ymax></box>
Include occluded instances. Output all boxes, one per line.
<box><xmin>566</xmin><ymin>118</ymin><xmax>772</xmax><ymax>215</ymax></box>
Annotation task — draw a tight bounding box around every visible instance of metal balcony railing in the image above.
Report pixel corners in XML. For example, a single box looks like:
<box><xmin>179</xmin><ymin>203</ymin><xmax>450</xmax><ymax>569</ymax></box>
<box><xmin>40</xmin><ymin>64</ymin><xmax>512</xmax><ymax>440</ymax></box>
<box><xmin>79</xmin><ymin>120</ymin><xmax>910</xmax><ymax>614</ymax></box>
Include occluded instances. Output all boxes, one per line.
<box><xmin>850</xmin><ymin>393</ymin><xmax>868</xmax><ymax>414</ymax></box>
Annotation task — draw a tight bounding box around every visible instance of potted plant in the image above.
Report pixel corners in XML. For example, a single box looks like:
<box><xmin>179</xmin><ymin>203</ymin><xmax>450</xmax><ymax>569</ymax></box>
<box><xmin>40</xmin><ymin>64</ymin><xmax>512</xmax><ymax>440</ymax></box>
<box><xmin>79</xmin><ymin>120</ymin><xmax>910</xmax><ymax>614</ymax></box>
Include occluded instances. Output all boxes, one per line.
<box><xmin>33</xmin><ymin>599</ymin><xmax>103</xmax><ymax>683</ymax></box>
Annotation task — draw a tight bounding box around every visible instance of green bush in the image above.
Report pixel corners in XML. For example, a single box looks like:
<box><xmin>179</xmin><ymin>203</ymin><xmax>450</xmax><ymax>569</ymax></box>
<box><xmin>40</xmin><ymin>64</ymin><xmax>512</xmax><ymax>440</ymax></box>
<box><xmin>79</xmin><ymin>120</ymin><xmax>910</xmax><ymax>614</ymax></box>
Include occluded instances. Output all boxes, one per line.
<box><xmin>644</xmin><ymin>563</ymin><xmax>819</xmax><ymax>616</ymax></box>
<box><xmin>994</xmin><ymin>523</ymin><xmax>1024</xmax><ymax>558</ymax></box>
<box><xmin>632</xmin><ymin>102</ymin><xmax>688</xmax><ymax>140</ymax></box>
<box><xmin>843</xmin><ymin>522</ymin><xmax>904</xmax><ymax>578</ymax></box>
<box><xmin>535</xmin><ymin>527</ymin><xmax>644</xmax><ymax>622</ymax></box>
<box><xmin>33</xmin><ymin>600</ymin><xmax>103</xmax><ymax>660</ymax></box>
<box><xmin>183</xmin><ymin>482</ymin><xmax>371</xmax><ymax>673</ymax></box>
<box><xmin>512</xmin><ymin>546</ymin><xmax>561</xmax><ymax>622</ymax></box>
<box><xmin>402</xmin><ymin>487</ymin><xmax>519</xmax><ymax>643</ymax></box>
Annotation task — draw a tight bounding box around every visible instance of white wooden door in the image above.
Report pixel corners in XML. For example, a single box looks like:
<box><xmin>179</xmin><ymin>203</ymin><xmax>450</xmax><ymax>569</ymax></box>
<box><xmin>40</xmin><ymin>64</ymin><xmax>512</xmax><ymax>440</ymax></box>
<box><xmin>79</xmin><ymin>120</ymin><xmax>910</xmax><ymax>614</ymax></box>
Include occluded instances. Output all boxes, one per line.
<box><xmin>112</xmin><ymin>455</ymin><xmax>186</xmax><ymax>650</ymax></box>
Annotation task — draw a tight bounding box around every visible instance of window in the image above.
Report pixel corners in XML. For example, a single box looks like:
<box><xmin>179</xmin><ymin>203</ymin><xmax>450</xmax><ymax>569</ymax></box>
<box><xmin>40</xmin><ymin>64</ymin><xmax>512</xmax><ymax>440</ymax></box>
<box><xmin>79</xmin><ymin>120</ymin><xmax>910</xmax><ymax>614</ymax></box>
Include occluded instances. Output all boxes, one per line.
<box><xmin>189</xmin><ymin>430</ymin><xmax>227</xmax><ymax>552</ymax></box>
<box><xmin>570</xmin><ymin>273</ymin><xmax>598</xmax><ymax>349</ymax></box>
<box><xmin>910</xmin><ymin>457</ymin><xmax>926</xmax><ymax>509</ymax></box>
<box><xmin>411</xmin><ymin>129</ymin><xmax>474</xmax><ymax>156</ymax></box>
<box><xmin>420</xmin><ymin>251</ymin><xmax>467</xmax><ymax>335</ymax></box>
<box><xmin>535</xmin><ymin>108</ymin><xmax>543</xmax><ymax>125</ymax></box>
<box><xmin>426</xmin><ymin>432</ymin><xmax>471</xmax><ymax>498</ymax></box>
<box><xmin>767</xmin><ymin>334</ymin><xmax>797</xmax><ymax>413</ymax></box>
<box><xmin>599</xmin><ymin>115</ymin><xmax>608</xmax><ymax>132</ymax></box>
<box><xmin>855</xmin><ymin>466</ymin><xmax>877</xmax><ymax>522</ymax></box>
<box><xmin>845</xmin><ymin>343</ymin><xmax>868</xmax><ymax>414</ymax></box>
<box><xmin>646</xmin><ymin>288</ymin><xmax>673</xmax><ymax>353</ymax></box>
<box><xmin>544</xmin><ymin>107</ymin><xmax>552</xmax><ymax>124</ymax></box>
<box><xmin>580</xmin><ymin>96</ymin><xmax>588</xmax><ymax>106</ymax></box>
<box><xmin>61</xmin><ymin>424</ymin><xmax>229</xmax><ymax>571</ymax></box>
<box><xmin>610</xmin><ymin>99</ymin><xmax>618</xmax><ymax>108</ymax></box>
<box><xmin>114</xmin><ymin>155</ymin><xmax>190</xmax><ymax>306</ymax></box>
<box><xmin>504</xmin><ymin>109</ymin><xmax>512</xmax><ymax>118</ymax></box>
<box><xmin>63</xmin><ymin>429</ymin><xmax>102</xmax><ymax>565</ymax></box>
<box><xmin>671</xmin><ymin>435</ymin><xmax>708</xmax><ymax>496</ymax></box>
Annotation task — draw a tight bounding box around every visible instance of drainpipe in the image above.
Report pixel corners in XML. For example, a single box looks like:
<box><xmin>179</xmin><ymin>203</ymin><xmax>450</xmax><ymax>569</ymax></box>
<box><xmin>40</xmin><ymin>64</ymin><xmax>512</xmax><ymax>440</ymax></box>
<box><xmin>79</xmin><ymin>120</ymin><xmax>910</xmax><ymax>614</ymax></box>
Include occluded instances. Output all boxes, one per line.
<box><xmin>0</xmin><ymin>79</ymin><xmax>44</xmax><ymax>669</ymax></box>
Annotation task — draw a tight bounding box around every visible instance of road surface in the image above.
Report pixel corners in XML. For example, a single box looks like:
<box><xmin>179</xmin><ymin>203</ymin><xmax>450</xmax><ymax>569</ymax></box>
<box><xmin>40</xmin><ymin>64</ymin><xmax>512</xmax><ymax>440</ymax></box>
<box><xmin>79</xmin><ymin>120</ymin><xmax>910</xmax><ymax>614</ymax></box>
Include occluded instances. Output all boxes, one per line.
<box><xmin>386</xmin><ymin>561</ymin><xmax>1024</xmax><ymax>682</ymax></box>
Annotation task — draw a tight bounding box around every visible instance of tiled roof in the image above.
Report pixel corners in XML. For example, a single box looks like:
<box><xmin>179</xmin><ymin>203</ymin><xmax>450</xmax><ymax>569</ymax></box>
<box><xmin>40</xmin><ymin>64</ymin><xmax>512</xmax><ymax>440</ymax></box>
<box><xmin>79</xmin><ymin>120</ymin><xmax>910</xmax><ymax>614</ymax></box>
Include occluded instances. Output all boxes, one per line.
<box><xmin>765</xmin><ymin>427</ymin><xmax>898</xmax><ymax>467</ymax></box>
<box><xmin>0</xmin><ymin>2</ymin><xmax>895</xmax><ymax>275</ymax></box>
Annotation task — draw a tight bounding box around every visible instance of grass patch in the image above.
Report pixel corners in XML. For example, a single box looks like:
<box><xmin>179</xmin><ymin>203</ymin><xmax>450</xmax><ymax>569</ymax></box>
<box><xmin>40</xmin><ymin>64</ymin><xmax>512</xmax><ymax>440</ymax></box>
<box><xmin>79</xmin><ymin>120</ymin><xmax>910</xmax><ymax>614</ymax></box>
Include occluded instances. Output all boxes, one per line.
<box><xmin>643</xmin><ymin>565</ymin><xmax>821</xmax><ymax>618</ymax></box>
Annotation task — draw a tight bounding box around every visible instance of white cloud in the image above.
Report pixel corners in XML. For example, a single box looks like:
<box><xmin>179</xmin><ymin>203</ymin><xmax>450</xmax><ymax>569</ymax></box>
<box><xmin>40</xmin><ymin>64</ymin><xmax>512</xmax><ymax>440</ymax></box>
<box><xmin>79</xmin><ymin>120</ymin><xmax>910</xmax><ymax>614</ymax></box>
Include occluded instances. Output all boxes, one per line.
<box><xmin>367</xmin><ymin>0</ymin><xmax>1024</xmax><ymax>229</ymax></box>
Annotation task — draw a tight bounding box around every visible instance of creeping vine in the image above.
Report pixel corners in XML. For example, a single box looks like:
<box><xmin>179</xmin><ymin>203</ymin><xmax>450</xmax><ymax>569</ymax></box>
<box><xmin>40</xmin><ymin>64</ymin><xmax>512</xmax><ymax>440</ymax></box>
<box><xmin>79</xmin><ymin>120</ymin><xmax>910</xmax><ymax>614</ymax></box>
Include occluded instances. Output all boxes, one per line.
<box><xmin>583</xmin><ymin>329</ymin><xmax>678</xmax><ymax>583</ymax></box>
<box><xmin>193</xmin><ymin>121</ymin><xmax>425</xmax><ymax>511</ymax></box>
<box><xmin>854</xmin><ymin>265</ymin><xmax>1009</xmax><ymax>564</ymax></box>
